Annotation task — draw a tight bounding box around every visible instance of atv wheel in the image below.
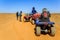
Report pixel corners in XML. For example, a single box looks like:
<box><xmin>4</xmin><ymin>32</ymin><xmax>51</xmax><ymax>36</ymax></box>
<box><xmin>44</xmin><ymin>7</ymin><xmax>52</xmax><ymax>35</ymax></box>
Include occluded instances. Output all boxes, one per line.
<box><xmin>23</xmin><ymin>18</ymin><xmax>26</xmax><ymax>22</ymax></box>
<box><xmin>35</xmin><ymin>26</ymin><xmax>41</xmax><ymax>36</ymax></box>
<box><xmin>30</xmin><ymin>18</ymin><xmax>32</xmax><ymax>22</ymax></box>
<box><xmin>32</xmin><ymin>20</ymin><xmax>35</xmax><ymax>25</ymax></box>
<box><xmin>50</xmin><ymin>27</ymin><xmax>55</xmax><ymax>36</ymax></box>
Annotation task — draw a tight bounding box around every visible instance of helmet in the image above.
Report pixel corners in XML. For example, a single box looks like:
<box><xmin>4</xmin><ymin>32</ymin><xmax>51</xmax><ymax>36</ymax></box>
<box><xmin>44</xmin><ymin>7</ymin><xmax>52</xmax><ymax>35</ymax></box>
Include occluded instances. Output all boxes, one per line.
<box><xmin>32</xmin><ymin>7</ymin><xmax>35</xmax><ymax>10</ymax></box>
<box><xmin>42</xmin><ymin>8</ymin><xmax>47</xmax><ymax>12</ymax></box>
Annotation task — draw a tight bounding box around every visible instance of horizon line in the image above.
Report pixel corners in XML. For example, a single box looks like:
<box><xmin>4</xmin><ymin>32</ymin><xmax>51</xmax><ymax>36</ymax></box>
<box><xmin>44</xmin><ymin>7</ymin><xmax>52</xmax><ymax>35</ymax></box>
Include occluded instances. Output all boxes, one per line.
<box><xmin>0</xmin><ymin>12</ymin><xmax>60</xmax><ymax>14</ymax></box>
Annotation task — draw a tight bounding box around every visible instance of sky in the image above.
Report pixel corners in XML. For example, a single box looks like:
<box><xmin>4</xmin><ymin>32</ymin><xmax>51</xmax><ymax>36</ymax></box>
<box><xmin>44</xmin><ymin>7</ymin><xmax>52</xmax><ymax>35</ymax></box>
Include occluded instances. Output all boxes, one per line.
<box><xmin>0</xmin><ymin>0</ymin><xmax>60</xmax><ymax>13</ymax></box>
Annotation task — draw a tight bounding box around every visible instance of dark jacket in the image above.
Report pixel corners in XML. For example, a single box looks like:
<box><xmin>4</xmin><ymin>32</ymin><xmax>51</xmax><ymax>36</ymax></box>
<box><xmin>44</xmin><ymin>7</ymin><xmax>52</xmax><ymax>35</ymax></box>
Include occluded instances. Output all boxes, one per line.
<box><xmin>16</xmin><ymin>12</ymin><xmax>18</xmax><ymax>17</ymax></box>
<box><xmin>32</xmin><ymin>9</ymin><xmax>37</xmax><ymax>14</ymax></box>
<box><xmin>40</xmin><ymin>11</ymin><xmax>51</xmax><ymax>22</ymax></box>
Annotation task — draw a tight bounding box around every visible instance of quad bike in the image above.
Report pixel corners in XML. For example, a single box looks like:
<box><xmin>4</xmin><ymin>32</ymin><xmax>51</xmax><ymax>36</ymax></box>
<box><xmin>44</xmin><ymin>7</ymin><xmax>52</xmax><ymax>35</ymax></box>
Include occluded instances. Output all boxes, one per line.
<box><xmin>23</xmin><ymin>14</ymin><xmax>31</xmax><ymax>22</ymax></box>
<box><xmin>30</xmin><ymin>13</ymin><xmax>41</xmax><ymax>25</ymax></box>
<box><xmin>35</xmin><ymin>19</ymin><xmax>55</xmax><ymax>36</ymax></box>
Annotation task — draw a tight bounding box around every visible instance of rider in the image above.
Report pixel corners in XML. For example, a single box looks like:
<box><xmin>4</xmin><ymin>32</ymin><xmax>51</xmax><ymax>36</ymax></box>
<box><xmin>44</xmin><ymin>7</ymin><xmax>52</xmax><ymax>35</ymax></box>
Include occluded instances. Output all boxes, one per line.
<box><xmin>32</xmin><ymin>7</ymin><xmax>37</xmax><ymax>15</ymax></box>
<box><xmin>40</xmin><ymin>8</ymin><xmax>51</xmax><ymax>22</ymax></box>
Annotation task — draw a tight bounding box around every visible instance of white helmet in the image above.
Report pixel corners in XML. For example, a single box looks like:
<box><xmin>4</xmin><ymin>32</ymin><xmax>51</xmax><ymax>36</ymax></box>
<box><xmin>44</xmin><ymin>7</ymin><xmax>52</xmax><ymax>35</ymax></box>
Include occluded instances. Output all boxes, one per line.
<box><xmin>42</xmin><ymin>8</ymin><xmax>47</xmax><ymax>12</ymax></box>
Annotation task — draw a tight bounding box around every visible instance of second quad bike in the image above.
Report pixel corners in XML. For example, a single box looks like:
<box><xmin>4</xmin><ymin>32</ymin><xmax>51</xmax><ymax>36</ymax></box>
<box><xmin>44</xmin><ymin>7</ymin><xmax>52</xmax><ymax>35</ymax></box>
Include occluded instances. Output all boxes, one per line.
<box><xmin>35</xmin><ymin>19</ymin><xmax>55</xmax><ymax>36</ymax></box>
<box><xmin>30</xmin><ymin>13</ymin><xmax>41</xmax><ymax>24</ymax></box>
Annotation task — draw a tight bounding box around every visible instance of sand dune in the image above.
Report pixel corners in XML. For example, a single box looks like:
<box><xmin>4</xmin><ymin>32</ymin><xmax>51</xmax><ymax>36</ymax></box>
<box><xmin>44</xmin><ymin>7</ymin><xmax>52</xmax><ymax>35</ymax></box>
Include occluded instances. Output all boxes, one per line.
<box><xmin>0</xmin><ymin>13</ymin><xmax>60</xmax><ymax>40</ymax></box>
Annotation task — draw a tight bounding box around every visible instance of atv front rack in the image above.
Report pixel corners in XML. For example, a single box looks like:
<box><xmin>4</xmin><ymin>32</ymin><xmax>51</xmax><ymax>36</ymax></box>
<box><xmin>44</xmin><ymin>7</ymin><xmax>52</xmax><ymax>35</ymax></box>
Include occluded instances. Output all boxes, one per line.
<box><xmin>36</xmin><ymin>21</ymin><xmax>55</xmax><ymax>25</ymax></box>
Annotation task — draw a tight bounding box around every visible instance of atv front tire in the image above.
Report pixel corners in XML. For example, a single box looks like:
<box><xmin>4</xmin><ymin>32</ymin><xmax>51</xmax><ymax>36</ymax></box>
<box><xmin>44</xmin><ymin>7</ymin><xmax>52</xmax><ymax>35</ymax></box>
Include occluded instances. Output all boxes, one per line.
<box><xmin>35</xmin><ymin>26</ymin><xmax>41</xmax><ymax>36</ymax></box>
<box><xmin>50</xmin><ymin>27</ymin><xmax>55</xmax><ymax>36</ymax></box>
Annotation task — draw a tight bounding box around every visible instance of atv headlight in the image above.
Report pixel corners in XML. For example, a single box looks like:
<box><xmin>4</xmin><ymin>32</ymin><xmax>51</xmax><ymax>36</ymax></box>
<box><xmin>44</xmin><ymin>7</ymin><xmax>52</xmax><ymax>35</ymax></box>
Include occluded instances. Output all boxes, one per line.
<box><xmin>48</xmin><ymin>24</ymin><xmax>51</xmax><ymax>27</ymax></box>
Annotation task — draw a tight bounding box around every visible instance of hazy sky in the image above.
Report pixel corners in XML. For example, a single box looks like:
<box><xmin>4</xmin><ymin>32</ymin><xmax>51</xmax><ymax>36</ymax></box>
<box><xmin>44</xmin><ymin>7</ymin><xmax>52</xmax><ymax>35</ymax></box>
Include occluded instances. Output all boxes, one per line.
<box><xmin>0</xmin><ymin>0</ymin><xmax>60</xmax><ymax>13</ymax></box>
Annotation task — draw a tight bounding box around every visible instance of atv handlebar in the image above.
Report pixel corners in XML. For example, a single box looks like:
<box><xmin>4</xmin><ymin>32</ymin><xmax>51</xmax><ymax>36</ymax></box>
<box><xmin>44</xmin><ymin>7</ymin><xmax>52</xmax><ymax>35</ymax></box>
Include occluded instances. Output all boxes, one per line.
<box><xmin>36</xmin><ymin>20</ymin><xmax>55</xmax><ymax>25</ymax></box>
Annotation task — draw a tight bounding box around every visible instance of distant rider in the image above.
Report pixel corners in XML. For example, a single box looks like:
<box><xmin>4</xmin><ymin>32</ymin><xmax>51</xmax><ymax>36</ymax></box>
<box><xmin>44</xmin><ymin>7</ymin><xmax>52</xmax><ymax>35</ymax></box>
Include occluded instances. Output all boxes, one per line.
<box><xmin>20</xmin><ymin>11</ymin><xmax>22</xmax><ymax>22</ymax></box>
<box><xmin>16</xmin><ymin>12</ymin><xmax>18</xmax><ymax>20</ymax></box>
<box><xmin>32</xmin><ymin>7</ymin><xmax>37</xmax><ymax>15</ymax></box>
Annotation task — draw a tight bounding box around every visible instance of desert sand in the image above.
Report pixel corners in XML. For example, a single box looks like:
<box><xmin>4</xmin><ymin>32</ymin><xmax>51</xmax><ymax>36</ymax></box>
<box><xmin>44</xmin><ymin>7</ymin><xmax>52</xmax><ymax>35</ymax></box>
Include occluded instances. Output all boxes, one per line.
<box><xmin>0</xmin><ymin>13</ymin><xmax>60</xmax><ymax>40</ymax></box>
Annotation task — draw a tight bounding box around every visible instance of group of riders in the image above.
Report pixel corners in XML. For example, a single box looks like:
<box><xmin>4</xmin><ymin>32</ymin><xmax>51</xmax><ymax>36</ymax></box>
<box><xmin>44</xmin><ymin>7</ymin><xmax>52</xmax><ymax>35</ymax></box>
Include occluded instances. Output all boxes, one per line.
<box><xmin>16</xmin><ymin>7</ymin><xmax>51</xmax><ymax>22</ymax></box>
